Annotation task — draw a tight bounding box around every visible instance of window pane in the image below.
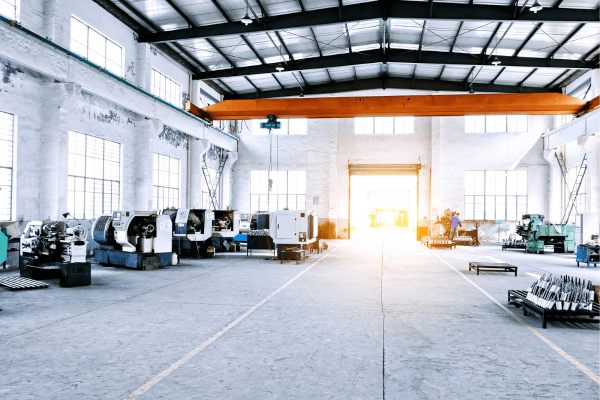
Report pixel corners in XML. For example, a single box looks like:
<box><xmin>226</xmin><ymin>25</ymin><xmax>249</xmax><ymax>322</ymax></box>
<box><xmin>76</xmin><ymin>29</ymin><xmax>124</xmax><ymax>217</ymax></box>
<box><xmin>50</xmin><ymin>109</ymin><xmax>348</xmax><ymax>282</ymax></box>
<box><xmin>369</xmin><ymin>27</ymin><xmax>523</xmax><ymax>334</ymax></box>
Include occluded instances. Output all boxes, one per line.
<box><xmin>474</xmin><ymin>116</ymin><xmax>485</xmax><ymax>133</ymax></box>
<box><xmin>68</xmin><ymin>131</ymin><xmax>121</xmax><ymax>219</ymax></box>
<box><xmin>375</xmin><ymin>117</ymin><xmax>393</xmax><ymax>134</ymax></box>
<box><xmin>465</xmin><ymin>116</ymin><xmax>474</xmax><ymax>133</ymax></box>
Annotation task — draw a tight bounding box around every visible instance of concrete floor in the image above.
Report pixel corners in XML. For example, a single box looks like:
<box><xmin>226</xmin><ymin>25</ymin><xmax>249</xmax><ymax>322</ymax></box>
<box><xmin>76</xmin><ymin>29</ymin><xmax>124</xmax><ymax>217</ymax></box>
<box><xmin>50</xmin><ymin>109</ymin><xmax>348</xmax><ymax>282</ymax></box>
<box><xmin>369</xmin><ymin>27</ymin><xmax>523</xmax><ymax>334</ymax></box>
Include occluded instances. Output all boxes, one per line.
<box><xmin>0</xmin><ymin>232</ymin><xmax>598</xmax><ymax>399</ymax></box>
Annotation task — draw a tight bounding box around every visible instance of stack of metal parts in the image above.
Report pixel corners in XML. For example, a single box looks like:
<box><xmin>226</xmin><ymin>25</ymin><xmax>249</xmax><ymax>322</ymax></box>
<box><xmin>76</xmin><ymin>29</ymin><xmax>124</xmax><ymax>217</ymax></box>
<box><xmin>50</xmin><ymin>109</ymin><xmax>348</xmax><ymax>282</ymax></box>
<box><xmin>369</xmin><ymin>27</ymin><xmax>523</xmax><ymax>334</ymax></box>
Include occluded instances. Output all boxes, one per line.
<box><xmin>247</xmin><ymin>230</ymin><xmax>269</xmax><ymax>237</ymax></box>
<box><xmin>454</xmin><ymin>236</ymin><xmax>473</xmax><ymax>245</ymax></box>
<box><xmin>502</xmin><ymin>234</ymin><xmax>526</xmax><ymax>250</ymax></box>
<box><xmin>427</xmin><ymin>236</ymin><xmax>455</xmax><ymax>249</ymax></box>
<box><xmin>526</xmin><ymin>274</ymin><xmax>595</xmax><ymax>311</ymax></box>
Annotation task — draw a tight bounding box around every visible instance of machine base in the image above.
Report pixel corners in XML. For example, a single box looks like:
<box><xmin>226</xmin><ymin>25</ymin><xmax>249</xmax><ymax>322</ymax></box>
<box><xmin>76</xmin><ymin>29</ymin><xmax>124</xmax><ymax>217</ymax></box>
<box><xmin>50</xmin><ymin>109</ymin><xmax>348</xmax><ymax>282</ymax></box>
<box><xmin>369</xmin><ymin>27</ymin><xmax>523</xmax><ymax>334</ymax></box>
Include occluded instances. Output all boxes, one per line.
<box><xmin>94</xmin><ymin>249</ymin><xmax>171</xmax><ymax>270</ymax></box>
<box><xmin>19</xmin><ymin>256</ymin><xmax>91</xmax><ymax>287</ymax></box>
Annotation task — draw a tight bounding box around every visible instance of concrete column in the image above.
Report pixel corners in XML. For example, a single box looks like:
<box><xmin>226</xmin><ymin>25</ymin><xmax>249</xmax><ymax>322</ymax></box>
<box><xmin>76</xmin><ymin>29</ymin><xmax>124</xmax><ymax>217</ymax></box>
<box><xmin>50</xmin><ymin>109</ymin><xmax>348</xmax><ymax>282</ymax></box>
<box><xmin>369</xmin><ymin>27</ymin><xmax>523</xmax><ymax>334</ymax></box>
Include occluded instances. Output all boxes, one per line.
<box><xmin>328</xmin><ymin>120</ymin><xmax>338</xmax><ymax>237</ymax></box>
<box><xmin>430</xmin><ymin>116</ymin><xmax>441</xmax><ymax>218</ymax></box>
<box><xmin>42</xmin><ymin>0</ymin><xmax>64</xmax><ymax>43</ymax></box>
<box><xmin>543</xmin><ymin>149</ymin><xmax>562</xmax><ymax>223</ymax></box>
<box><xmin>136</xmin><ymin>44</ymin><xmax>152</xmax><ymax>91</ymax></box>
<box><xmin>134</xmin><ymin>118</ymin><xmax>161</xmax><ymax>211</ymax></box>
<box><xmin>188</xmin><ymin>138</ymin><xmax>211</xmax><ymax>208</ymax></box>
<box><xmin>221</xmin><ymin>151</ymin><xmax>238</xmax><ymax>209</ymax></box>
<box><xmin>39</xmin><ymin>82</ymin><xmax>81</xmax><ymax>220</ymax></box>
<box><xmin>191</xmin><ymin>80</ymin><xmax>201</xmax><ymax>105</ymax></box>
<box><xmin>578</xmin><ymin>135</ymin><xmax>600</xmax><ymax>217</ymax></box>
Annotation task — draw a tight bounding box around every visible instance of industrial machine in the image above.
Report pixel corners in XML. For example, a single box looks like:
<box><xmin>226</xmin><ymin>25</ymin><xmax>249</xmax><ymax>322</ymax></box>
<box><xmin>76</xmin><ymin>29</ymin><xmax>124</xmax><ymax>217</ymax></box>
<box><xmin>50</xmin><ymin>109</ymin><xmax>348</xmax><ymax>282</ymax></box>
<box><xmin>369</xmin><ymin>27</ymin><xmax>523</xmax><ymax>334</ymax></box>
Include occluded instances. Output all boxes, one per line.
<box><xmin>19</xmin><ymin>220</ymin><xmax>90</xmax><ymax>286</ymax></box>
<box><xmin>517</xmin><ymin>214</ymin><xmax>575</xmax><ymax>254</ymax></box>
<box><xmin>164</xmin><ymin>208</ymin><xmax>215</xmax><ymax>258</ymax></box>
<box><xmin>92</xmin><ymin>211</ymin><xmax>172</xmax><ymax>270</ymax></box>
<box><xmin>269</xmin><ymin>210</ymin><xmax>317</xmax><ymax>258</ymax></box>
<box><xmin>0</xmin><ymin>221</ymin><xmax>19</xmax><ymax>269</ymax></box>
<box><xmin>211</xmin><ymin>210</ymin><xmax>240</xmax><ymax>251</ymax></box>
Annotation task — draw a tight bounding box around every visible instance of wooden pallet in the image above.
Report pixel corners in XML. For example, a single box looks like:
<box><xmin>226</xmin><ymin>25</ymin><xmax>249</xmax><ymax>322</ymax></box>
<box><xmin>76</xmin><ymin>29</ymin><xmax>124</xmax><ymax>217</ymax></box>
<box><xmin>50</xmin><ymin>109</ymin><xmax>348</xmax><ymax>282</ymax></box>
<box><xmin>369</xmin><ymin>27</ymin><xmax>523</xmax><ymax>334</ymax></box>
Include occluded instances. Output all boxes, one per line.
<box><xmin>0</xmin><ymin>276</ymin><xmax>50</xmax><ymax>290</ymax></box>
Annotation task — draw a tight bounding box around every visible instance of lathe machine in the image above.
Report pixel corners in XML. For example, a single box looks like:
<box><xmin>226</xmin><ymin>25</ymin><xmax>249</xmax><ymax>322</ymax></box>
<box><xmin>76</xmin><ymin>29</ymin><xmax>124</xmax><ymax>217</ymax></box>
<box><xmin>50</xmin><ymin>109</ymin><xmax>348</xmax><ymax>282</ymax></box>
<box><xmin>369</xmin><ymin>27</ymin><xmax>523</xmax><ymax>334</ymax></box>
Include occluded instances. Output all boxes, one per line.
<box><xmin>516</xmin><ymin>214</ymin><xmax>575</xmax><ymax>254</ymax></box>
<box><xmin>92</xmin><ymin>211</ymin><xmax>172</xmax><ymax>270</ymax></box>
<box><xmin>19</xmin><ymin>220</ymin><xmax>90</xmax><ymax>286</ymax></box>
<box><xmin>164</xmin><ymin>208</ymin><xmax>215</xmax><ymax>258</ymax></box>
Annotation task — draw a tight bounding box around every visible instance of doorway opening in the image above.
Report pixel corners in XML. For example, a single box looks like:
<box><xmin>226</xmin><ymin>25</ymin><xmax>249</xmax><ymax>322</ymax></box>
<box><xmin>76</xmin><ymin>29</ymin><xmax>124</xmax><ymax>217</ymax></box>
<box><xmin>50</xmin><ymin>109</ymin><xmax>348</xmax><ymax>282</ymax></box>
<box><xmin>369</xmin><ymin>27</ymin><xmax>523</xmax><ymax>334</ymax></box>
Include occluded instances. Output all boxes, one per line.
<box><xmin>350</xmin><ymin>174</ymin><xmax>418</xmax><ymax>241</ymax></box>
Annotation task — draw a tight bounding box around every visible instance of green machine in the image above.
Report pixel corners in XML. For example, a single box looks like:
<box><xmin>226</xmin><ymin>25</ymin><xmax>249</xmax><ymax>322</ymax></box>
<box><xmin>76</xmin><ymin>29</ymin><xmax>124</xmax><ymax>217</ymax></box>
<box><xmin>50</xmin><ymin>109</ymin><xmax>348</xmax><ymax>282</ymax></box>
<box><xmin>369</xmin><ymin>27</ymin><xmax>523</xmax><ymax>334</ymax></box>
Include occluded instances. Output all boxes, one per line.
<box><xmin>516</xmin><ymin>214</ymin><xmax>575</xmax><ymax>254</ymax></box>
<box><xmin>0</xmin><ymin>221</ymin><xmax>19</xmax><ymax>268</ymax></box>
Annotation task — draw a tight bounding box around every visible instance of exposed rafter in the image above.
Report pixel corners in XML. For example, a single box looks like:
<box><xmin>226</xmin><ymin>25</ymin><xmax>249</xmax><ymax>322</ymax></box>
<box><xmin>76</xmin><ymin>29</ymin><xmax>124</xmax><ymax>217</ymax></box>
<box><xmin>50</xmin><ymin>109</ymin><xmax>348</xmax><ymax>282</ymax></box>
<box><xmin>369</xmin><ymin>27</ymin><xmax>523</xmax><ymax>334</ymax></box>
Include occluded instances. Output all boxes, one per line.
<box><xmin>194</xmin><ymin>49</ymin><xmax>592</xmax><ymax>80</ymax></box>
<box><xmin>546</xmin><ymin>69</ymin><xmax>570</xmax><ymax>88</ymax></box>
<box><xmin>223</xmin><ymin>76</ymin><xmax>562</xmax><ymax>100</ymax></box>
<box><xmin>514</xmin><ymin>23</ymin><xmax>543</xmax><ymax>57</ymax></box>
<box><xmin>449</xmin><ymin>22</ymin><xmax>463</xmax><ymax>53</ymax></box>
<box><xmin>137</xmin><ymin>3</ymin><xmax>598</xmax><ymax>44</ymax></box>
<box><xmin>547</xmin><ymin>23</ymin><xmax>585</xmax><ymax>59</ymax></box>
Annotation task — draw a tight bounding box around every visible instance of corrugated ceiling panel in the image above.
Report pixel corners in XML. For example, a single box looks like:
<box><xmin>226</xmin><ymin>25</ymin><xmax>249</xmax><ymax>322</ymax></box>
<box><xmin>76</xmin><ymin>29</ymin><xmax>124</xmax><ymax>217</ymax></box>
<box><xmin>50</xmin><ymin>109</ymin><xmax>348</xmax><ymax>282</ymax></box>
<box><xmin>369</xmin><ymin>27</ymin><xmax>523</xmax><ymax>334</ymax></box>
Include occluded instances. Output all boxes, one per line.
<box><xmin>553</xmin><ymin>24</ymin><xmax>600</xmax><ymax>60</ymax></box>
<box><xmin>420</xmin><ymin>21</ymin><xmax>462</xmax><ymax>52</ymax></box>
<box><xmin>440</xmin><ymin>65</ymin><xmax>473</xmax><ymax>81</ymax></box>
<box><xmin>494</xmin><ymin>67</ymin><xmax>536</xmax><ymax>85</ymax></box>
<box><xmin>300</xmin><ymin>0</ymin><xmax>343</xmax><ymax>10</ymax></box>
<box><xmin>220</xmin><ymin>76</ymin><xmax>257</xmax><ymax>93</ymax></box>
<box><xmin>525</xmin><ymin>68</ymin><xmax>570</xmax><ymax>87</ymax></box>
<box><xmin>414</xmin><ymin>64</ymin><xmax>444</xmax><ymax>79</ymax></box>
<box><xmin>258</xmin><ymin>0</ymin><xmax>303</xmax><ymax>16</ymax></box>
<box><xmin>355</xmin><ymin>63</ymin><xmax>381</xmax><ymax>79</ymax></box>
<box><xmin>168</xmin><ymin>0</ymin><xmax>229</xmax><ymax>27</ymax></box>
<box><xmin>387</xmin><ymin>63</ymin><xmax>418</xmax><ymax>77</ymax></box>
<box><xmin>300</xmin><ymin>69</ymin><xmax>331</xmax><ymax>85</ymax></box>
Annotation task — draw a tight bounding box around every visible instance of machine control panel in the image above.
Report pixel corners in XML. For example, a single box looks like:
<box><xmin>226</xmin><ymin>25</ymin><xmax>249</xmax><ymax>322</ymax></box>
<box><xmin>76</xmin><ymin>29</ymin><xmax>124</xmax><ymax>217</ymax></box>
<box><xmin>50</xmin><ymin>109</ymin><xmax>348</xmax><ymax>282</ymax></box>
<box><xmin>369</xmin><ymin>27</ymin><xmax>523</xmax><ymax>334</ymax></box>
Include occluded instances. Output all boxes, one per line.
<box><xmin>299</xmin><ymin>232</ymin><xmax>306</xmax><ymax>242</ymax></box>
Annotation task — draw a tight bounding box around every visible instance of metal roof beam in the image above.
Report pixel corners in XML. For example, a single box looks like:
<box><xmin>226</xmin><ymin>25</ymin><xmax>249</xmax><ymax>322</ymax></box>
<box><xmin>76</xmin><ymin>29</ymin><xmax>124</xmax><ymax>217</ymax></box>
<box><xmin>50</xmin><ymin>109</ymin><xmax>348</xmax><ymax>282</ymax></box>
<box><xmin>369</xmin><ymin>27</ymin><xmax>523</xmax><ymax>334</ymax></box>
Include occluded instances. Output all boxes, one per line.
<box><xmin>240</xmin><ymin>35</ymin><xmax>265</xmax><ymax>64</ymax></box>
<box><xmin>194</xmin><ymin>49</ymin><xmax>592</xmax><ymax>80</ymax></box>
<box><xmin>546</xmin><ymin>69</ymin><xmax>570</xmax><ymax>88</ymax></box>
<box><xmin>418</xmin><ymin>21</ymin><xmax>427</xmax><ymax>62</ymax></box>
<box><xmin>481</xmin><ymin>22</ymin><xmax>502</xmax><ymax>56</ymax></box>
<box><xmin>210</xmin><ymin>0</ymin><xmax>232</xmax><ymax>22</ymax></box>
<box><xmin>138</xmin><ymin>3</ymin><xmax>598</xmax><ymax>43</ymax></box>
<box><xmin>222</xmin><ymin>78</ymin><xmax>561</xmax><ymax>100</ymax></box>
<box><xmin>449</xmin><ymin>21</ymin><xmax>463</xmax><ymax>53</ymax></box>
<box><xmin>547</xmin><ymin>23</ymin><xmax>585</xmax><ymax>59</ymax></box>
<box><xmin>514</xmin><ymin>23</ymin><xmax>543</xmax><ymax>57</ymax></box>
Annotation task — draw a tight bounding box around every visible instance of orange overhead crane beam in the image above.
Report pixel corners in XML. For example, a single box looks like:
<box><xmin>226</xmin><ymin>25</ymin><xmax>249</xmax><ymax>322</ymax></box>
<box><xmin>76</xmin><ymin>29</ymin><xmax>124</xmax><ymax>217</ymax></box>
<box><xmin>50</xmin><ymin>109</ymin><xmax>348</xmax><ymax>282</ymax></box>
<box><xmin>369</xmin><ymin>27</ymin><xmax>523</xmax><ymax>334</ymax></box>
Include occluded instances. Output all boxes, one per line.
<box><xmin>186</xmin><ymin>93</ymin><xmax>598</xmax><ymax>121</ymax></box>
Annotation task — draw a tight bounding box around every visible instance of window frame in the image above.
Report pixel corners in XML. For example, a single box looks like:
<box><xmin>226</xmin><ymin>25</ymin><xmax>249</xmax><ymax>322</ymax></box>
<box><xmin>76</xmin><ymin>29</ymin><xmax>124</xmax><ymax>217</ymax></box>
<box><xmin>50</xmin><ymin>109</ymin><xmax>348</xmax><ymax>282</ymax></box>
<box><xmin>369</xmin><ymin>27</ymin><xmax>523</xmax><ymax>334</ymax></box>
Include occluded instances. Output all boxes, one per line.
<box><xmin>0</xmin><ymin>0</ymin><xmax>19</xmax><ymax>21</ymax></box>
<box><xmin>68</xmin><ymin>130</ymin><xmax>122</xmax><ymax>220</ymax></box>
<box><xmin>70</xmin><ymin>15</ymin><xmax>125</xmax><ymax>77</ymax></box>
<box><xmin>464</xmin><ymin>170</ymin><xmax>528</xmax><ymax>221</ymax></box>
<box><xmin>153</xmin><ymin>153</ymin><xmax>180</xmax><ymax>211</ymax></box>
<box><xmin>355</xmin><ymin>116</ymin><xmax>415</xmax><ymax>135</ymax></box>
<box><xmin>202</xmin><ymin>166</ymin><xmax>218</xmax><ymax>209</ymax></box>
<box><xmin>251</xmin><ymin>119</ymin><xmax>308</xmax><ymax>136</ymax></box>
<box><xmin>465</xmin><ymin>115</ymin><xmax>528</xmax><ymax>133</ymax></box>
<box><xmin>250</xmin><ymin>170</ymin><xmax>306</xmax><ymax>213</ymax></box>
<box><xmin>0</xmin><ymin>110</ymin><xmax>16</xmax><ymax>221</ymax></box>
<box><xmin>151</xmin><ymin>68</ymin><xmax>183</xmax><ymax>109</ymax></box>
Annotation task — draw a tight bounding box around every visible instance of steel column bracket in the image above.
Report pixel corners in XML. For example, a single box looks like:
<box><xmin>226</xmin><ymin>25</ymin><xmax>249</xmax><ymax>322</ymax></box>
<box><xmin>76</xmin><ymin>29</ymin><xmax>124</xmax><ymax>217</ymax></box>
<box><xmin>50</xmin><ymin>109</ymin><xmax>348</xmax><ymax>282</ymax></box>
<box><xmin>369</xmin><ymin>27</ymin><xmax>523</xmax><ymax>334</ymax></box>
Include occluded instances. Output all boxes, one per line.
<box><xmin>185</xmin><ymin>101</ymin><xmax>212</xmax><ymax>122</ymax></box>
<box><xmin>193</xmin><ymin>93</ymin><xmax>589</xmax><ymax>120</ymax></box>
<box><xmin>575</xmin><ymin>96</ymin><xmax>600</xmax><ymax>117</ymax></box>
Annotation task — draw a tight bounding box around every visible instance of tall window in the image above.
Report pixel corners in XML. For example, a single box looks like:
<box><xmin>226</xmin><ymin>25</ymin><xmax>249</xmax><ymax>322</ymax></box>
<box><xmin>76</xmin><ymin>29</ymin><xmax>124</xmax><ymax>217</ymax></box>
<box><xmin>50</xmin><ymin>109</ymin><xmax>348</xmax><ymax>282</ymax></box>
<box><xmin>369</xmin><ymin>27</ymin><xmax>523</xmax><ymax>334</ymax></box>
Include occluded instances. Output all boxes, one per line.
<box><xmin>70</xmin><ymin>17</ymin><xmax>123</xmax><ymax>76</ymax></box>
<box><xmin>68</xmin><ymin>131</ymin><xmax>121</xmax><ymax>219</ymax></box>
<box><xmin>355</xmin><ymin>117</ymin><xmax>414</xmax><ymax>134</ymax></box>
<box><xmin>153</xmin><ymin>154</ymin><xmax>179</xmax><ymax>210</ymax></box>
<box><xmin>250</xmin><ymin>171</ymin><xmax>306</xmax><ymax>212</ymax></box>
<box><xmin>464</xmin><ymin>171</ymin><xmax>527</xmax><ymax>221</ymax></box>
<box><xmin>465</xmin><ymin>115</ymin><xmax>528</xmax><ymax>133</ymax></box>
<box><xmin>202</xmin><ymin>167</ymin><xmax>218</xmax><ymax>209</ymax></box>
<box><xmin>152</xmin><ymin>69</ymin><xmax>182</xmax><ymax>108</ymax></box>
<box><xmin>0</xmin><ymin>0</ymin><xmax>17</xmax><ymax>20</ymax></box>
<box><xmin>0</xmin><ymin>111</ymin><xmax>14</xmax><ymax>220</ymax></box>
<box><xmin>252</xmin><ymin>119</ymin><xmax>307</xmax><ymax>135</ymax></box>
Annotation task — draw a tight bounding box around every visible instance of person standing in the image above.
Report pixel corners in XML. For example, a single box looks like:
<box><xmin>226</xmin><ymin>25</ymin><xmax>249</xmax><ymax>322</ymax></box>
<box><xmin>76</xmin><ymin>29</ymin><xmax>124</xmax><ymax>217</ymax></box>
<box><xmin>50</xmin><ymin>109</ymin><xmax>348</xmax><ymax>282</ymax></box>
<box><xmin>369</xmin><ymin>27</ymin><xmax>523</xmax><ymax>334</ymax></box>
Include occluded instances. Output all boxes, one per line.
<box><xmin>450</xmin><ymin>213</ymin><xmax>462</xmax><ymax>240</ymax></box>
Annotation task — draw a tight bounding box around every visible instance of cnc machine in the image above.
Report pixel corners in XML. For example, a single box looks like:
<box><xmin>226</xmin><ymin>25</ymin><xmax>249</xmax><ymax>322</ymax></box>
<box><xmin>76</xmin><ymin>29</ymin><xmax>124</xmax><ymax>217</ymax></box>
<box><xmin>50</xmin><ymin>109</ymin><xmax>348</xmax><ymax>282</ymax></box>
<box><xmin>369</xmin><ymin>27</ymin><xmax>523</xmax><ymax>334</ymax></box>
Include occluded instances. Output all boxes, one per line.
<box><xmin>92</xmin><ymin>211</ymin><xmax>172</xmax><ymax>270</ymax></box>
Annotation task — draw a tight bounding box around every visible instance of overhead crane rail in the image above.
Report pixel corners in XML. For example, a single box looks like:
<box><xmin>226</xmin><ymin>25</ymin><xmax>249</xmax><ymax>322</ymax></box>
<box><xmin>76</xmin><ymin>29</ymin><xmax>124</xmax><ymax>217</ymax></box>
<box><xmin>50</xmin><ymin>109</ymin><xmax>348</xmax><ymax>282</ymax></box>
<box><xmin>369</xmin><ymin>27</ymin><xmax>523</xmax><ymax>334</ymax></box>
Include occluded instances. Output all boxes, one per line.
<box><xmin>186</xmin><ymin>94</ymin><xmax>599</xmax><ymax>121</ymax></box>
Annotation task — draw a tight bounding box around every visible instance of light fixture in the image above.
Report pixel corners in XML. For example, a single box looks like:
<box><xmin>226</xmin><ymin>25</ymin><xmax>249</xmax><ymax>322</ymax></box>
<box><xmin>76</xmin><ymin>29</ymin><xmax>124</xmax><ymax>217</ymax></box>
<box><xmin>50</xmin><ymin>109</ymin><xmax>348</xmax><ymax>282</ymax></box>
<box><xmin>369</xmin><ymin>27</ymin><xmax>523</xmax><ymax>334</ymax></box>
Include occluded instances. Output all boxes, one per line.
<box><xmin>241</xmin><ymin>5</ymin><xmax>252</xmax><ymax>25</ymax></box>
<box><xmin>530</xmin><ymin>0</ymin><xmax>543</xmax><ymax>13</ymax></box>
<box><xmin>276</xmin><ymin>63</ymin><xmax>284</xmax><ymax>72</ymax></box>
<box><xmin>299</xmin><ymin>90</ymin><xmax>305</xmax><ymax>98</ymax></box>
<box><xmin>492</xmin><ymin>56</ymin><xmax>501</xmax><ymax>66</ymax></box>
<box><xmin>469</xmin><ymin>87</ymin><xmax>475</xmax><ymax>94</ymax></box>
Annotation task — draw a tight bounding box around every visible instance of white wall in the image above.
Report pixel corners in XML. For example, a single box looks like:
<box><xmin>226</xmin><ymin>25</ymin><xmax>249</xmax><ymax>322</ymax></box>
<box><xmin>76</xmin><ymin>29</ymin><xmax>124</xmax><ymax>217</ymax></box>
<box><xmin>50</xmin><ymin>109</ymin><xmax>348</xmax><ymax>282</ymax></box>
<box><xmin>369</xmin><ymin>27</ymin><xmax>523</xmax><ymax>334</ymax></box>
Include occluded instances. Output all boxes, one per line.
<box><xmin>232</xmin><ymin>111</ymin><xmax>553</xmax><ymax>240</ymax></box>
<box><xmin>0</xmin><ymin>0</ymin><xmax>236</xmax><ymax>250</ymax></box>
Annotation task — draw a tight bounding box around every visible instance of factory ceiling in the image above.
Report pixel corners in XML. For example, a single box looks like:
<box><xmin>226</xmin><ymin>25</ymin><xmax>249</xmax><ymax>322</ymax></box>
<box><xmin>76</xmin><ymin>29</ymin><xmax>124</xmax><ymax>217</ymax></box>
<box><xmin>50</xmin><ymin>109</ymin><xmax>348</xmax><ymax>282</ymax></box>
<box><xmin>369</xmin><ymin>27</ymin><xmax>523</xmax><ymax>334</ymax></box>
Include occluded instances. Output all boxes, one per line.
<box><xmin>95</xmin><ymin>0</ymin><xmax>600</xmax><ymax>99</ymax></box>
